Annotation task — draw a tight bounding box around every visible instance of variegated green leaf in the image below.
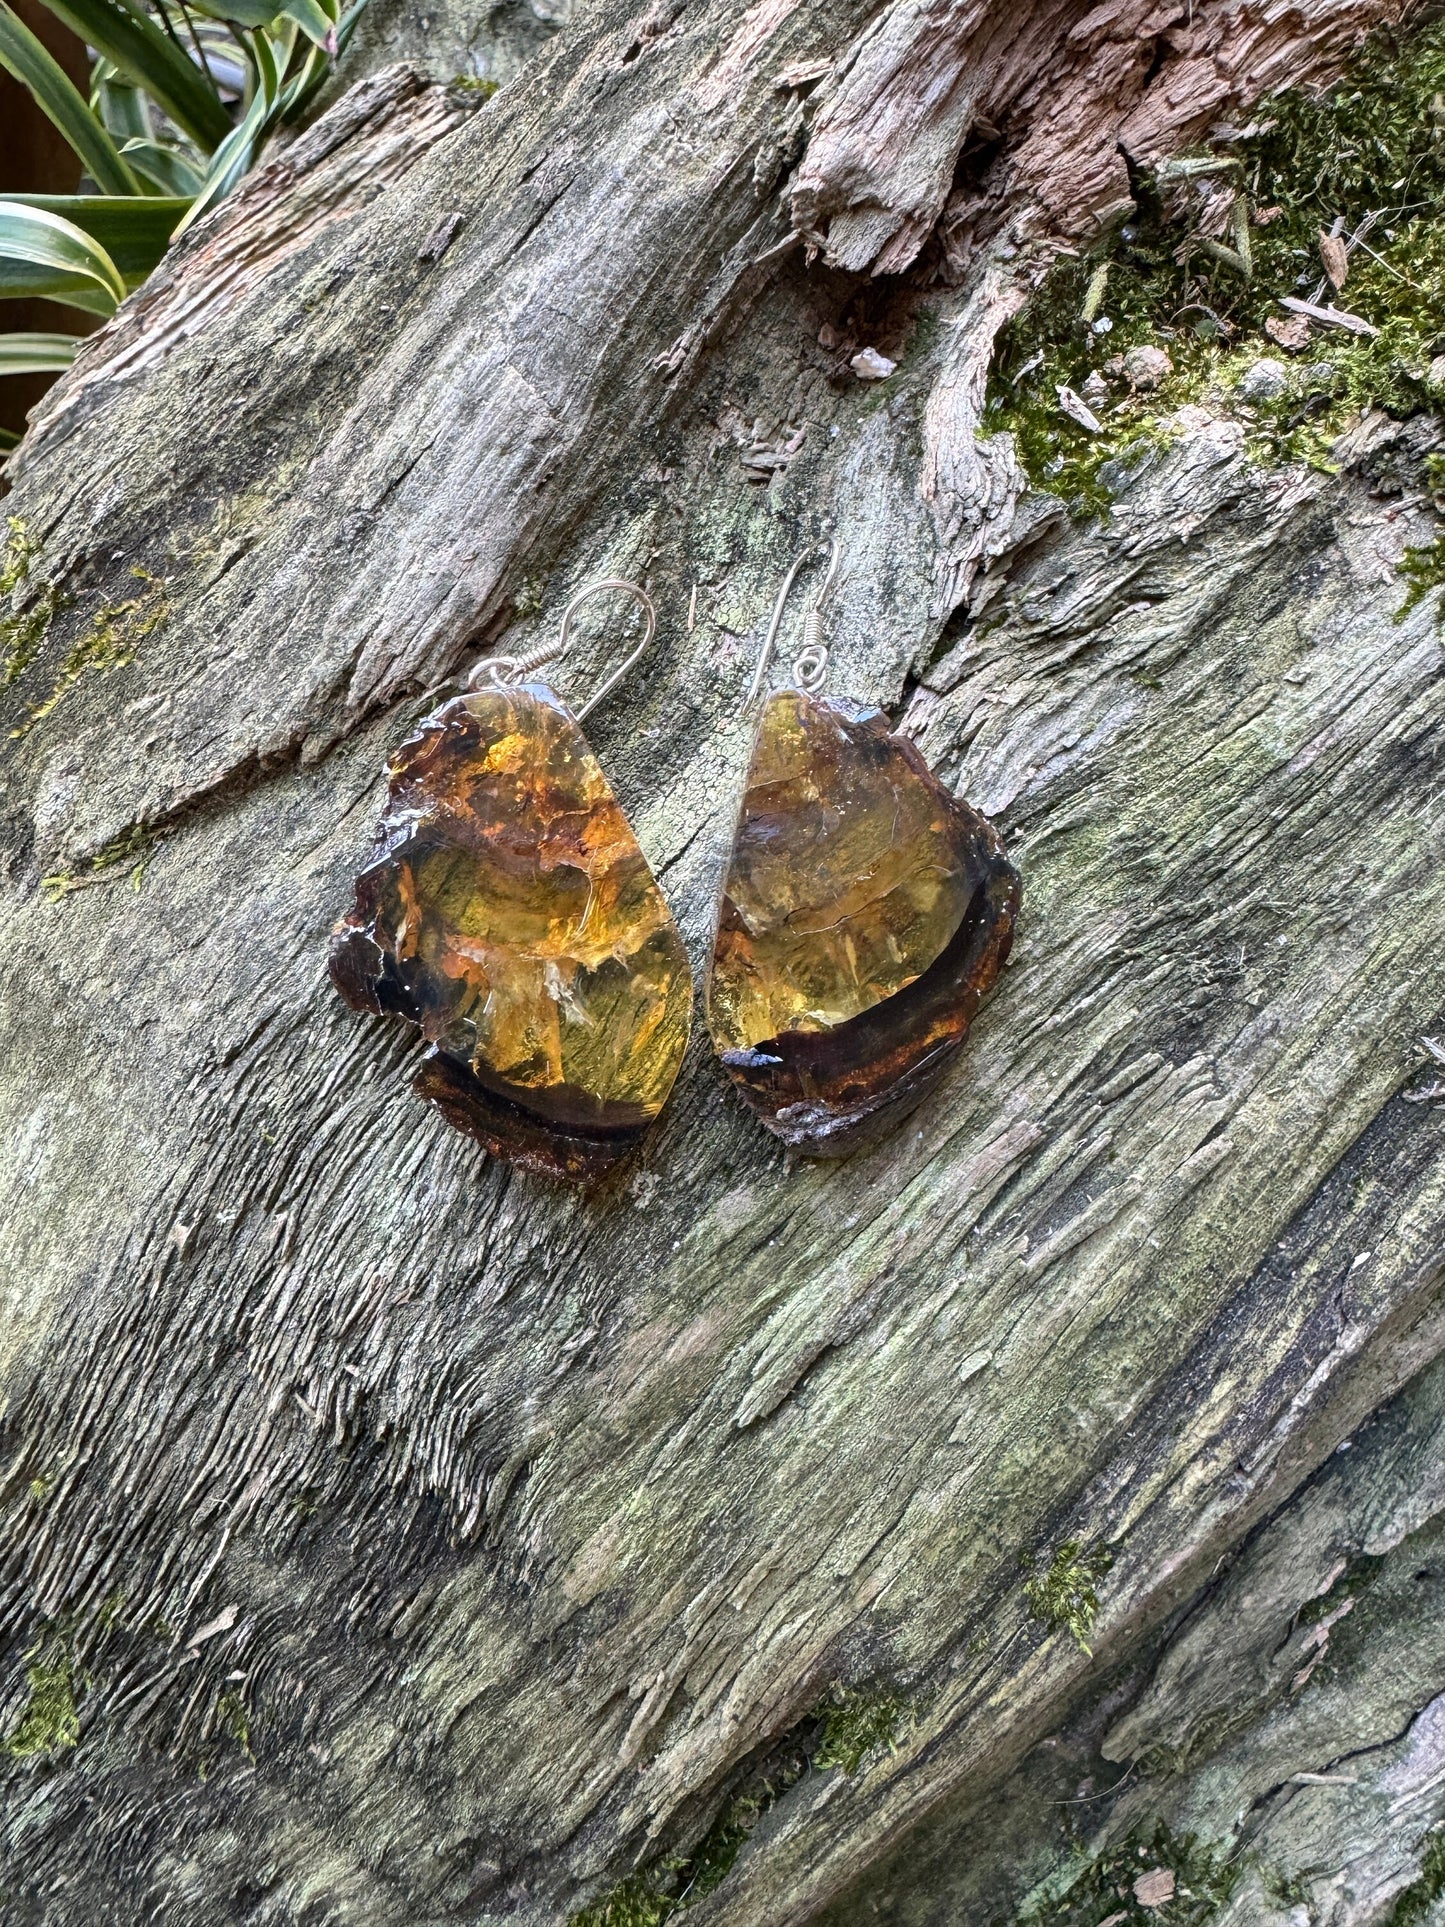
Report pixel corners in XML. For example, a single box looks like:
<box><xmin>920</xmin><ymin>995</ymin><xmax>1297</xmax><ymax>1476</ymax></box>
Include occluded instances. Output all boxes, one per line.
<box><xmin>0</xmin><ymin>330</ymin><xmax>80</xmax><ymax>375</ymax></box>
<box><xmin>0</xmin><ymin>195</ymin><xmax>188</xmax><ymax>284</ymax></box>
<box><xmin>0</xmin><ymin>1</ymin><xmax>141</xmax><ymax>196</ymax></box>
<box><xmin>0</xmin><ymin>201</ymin><xmax>123</xmax><ymax>310</ymax></box>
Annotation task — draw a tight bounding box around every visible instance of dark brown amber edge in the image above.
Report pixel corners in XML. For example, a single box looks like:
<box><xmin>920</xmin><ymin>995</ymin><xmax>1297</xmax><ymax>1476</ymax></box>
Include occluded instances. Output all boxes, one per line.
<box><xmin>329</xmin><ymin>927</ymin><xmax>657</xmax><ymax>1184</ymax></box>
<box><xmin>413</xmin><ymin>1050</ymin><xmax>654</xmax><ymax>1184</ymax></box>
<box><xmin>715</xmin><ymin>852</ymin><xmax>1021</xmax><ymax>1157</ymax></box>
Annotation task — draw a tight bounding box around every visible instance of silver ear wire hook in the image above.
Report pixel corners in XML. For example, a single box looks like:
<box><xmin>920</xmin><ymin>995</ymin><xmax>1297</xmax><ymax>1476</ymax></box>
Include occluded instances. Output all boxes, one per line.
<box><xmin>745</xmin><ymin>537</ymin><xmax>841</xmax><ymax>706</ymax></box>
<box><xmin>469</xmin><ymin>578</ymin><xmax>657</xmax><ymax>718</ymax></box>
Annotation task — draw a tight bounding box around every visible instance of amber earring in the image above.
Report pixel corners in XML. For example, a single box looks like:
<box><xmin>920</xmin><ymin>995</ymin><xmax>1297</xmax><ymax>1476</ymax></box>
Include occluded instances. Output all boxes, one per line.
<box><xmin>330</xmin><ymin>580</ymin><xmax>693</xmax><ymax>1183</ymax></box>
<box><xmin>705</xmin><ymin>541</ymin><xmax>1021</xmax><ymax>1156</ymax></box>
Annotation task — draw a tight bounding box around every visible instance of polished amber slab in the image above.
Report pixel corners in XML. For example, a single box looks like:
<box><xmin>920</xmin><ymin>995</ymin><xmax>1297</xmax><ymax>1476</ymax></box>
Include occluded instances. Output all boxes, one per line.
<box><xmin>330</xmin><ymin>683</ymin><xmax>692</xmax><ymax>1181</ymax></box>
<box><xmin>707</xmin><ymin>689</ymin><xmax>1019</xmax><ymax>1154</ymax></box>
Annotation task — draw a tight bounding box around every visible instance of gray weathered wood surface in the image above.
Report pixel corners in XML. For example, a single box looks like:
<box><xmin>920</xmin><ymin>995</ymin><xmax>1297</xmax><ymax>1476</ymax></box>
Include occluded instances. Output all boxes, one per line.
<box><xmin>1</xmin><ymin>1</ymin><xmax>1442</xmax><ymax>1921</ymax></box>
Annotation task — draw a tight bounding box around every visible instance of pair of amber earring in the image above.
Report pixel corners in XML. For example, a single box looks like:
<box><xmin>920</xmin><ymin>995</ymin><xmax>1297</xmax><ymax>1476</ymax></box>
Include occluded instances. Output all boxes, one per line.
<box><xmin>330</xmin><ymin>545</ymin><xmax>1021</xmax><ymax>1183</ymax></box>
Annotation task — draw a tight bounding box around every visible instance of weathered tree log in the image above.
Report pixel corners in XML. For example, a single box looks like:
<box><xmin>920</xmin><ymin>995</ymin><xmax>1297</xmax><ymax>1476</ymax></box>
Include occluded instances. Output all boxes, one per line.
<box><xmin>1</xmin><ymin>1</ymin><xmax>1443</xmax><ymax>1923</ymax></box>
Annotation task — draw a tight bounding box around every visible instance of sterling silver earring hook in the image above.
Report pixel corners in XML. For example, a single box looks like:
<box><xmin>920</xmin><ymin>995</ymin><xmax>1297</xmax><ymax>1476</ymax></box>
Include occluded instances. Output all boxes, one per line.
<box><xmin>469</xmin><ymin>578</ymin><xmax>657</xmax><ymax>720</ymax></box>
<box><xmin>745</xmin><ymin>537</ymin><xmax>841</xmax><ymax>706</ymax></box>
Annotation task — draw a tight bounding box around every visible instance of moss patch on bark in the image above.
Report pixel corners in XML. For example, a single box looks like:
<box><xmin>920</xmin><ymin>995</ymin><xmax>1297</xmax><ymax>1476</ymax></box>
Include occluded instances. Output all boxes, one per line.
<box><xmin>1025</xmin><ymin>1542</ymin><xmax>1114</xmax><ymax>1655</ymax></box>
<box><xmin>13</xmin><ymin>567</ymin><xmax>168</xmax><ymax>738</ymax></box>
<box><xmin>1014</xmin><ymin>1823</ymin><xmax>1238</xmax><ymax>1926</ymax></box>
<box><xmin>4</xmin><ymin>1635</ymin><xmax>82</xmax><ymax>1760</ymax></box>
<box><xmin>571</xmin><ymin>1684</ymin><xmax>918</xmax><ymax>1926</ymax></box>
<box><xmin>987</xmin><ymin>13</ymin><xmax>1445</xmax><ymax>513</ymax></box>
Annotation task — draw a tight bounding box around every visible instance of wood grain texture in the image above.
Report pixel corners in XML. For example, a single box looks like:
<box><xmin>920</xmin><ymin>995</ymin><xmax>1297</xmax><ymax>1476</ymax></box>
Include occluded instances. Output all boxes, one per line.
<box><xmin>0</xmin><ymin>1</ymin><xmax>1441</xmax><ymax>1922</ymax></box>
<box><xmin>819</xmin><ymin>1348</ymin><xmax>1445</xmax><ymax>1925</ymax></box>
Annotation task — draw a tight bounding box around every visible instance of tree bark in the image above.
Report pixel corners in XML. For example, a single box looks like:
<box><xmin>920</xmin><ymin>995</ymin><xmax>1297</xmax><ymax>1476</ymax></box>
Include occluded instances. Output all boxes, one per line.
<box><xmin>1</xmin><ymin>2</ymin><xmax>1443</xmax><ymax>1924</ymax></box>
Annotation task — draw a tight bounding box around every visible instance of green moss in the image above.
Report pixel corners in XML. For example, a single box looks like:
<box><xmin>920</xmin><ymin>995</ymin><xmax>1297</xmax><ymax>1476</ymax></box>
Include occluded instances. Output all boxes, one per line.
<box><xmin>988</xmin><ymin>13</ymin><xmax>1445</xmax><ymax>513</ymax></box>
<box><xmin>1025</xmin><ymin>1541</ymin><xmax>1114</xmax><ymax>1655</ymax></box>
<box><xmin>13</xmin><ymin>566</ymin><xmax>167</xmax><ymax>738</ymax></box>
<box><xmin>570</xmin><ymin>1718</ymin><xmax>824</xmax><ymax>1923</ymax></box>
<box><xmin>1396</xmin><ymin>531</ymin><xmax>1445</xmax><ymax>625</ymax></box>
<box><xmin>5</xmin><ymin>1636</ymin><xmax>82</xmax><ymax>1759</ymax></box>
<box><xmin>0</xmin><ymin>516</ymin><xmax>37</xmax><ymax>600</ymax></box>
<box><xmin>571</xmin><ymin>1769</ymin><xmax>806</xmax><ymax>1923</ymax></box>
<box><xmin>0</xmin><ymin>516</ymin><xmax>65</xmax><ymax>690</ymax></box>
<box><xmin>41</xmin><ymin>822</ymin><xmax>159</xmax><ymax>903</ymax></box>
<box><xmin>570</xmin><ymin>1685</ymin><xmax>916</xmax><ymax>1923</ymax></box>
<box><xmin>450</xmin><ymin>73</ymin><xmax>499</xmax><ymax>99</ymax></box>
<box><xmin>1297</xmin><ymin>1550</ymin><xmax>1385</xmax><ymax>1626</ymax></box>
<box><xmin>813</xmin><ymin>1684</ymin><xmax>914</xmax><ymax>1774</ymax></box>
<box><xmin>1262</xmin><ymin>1867</ymin><xmax>1312</xmax><ymax>1910</ymax></box>
<box><xmin>514</xmin><ymin>576</ymin><xmax>546</xmax><ymax>618</ymax></box>
<box><xmin>1016</xmin><ymin>1824</ymin><xmax>1238</xmax><ymax>1926</ymax></box>
<box><xmin>3</xmin><ymin>591</ymin><xmax>63</xmax><ymax>688</ymax></box>
<box><xmin>572</xmin><ymin>1875</ymin><xmax>675</xmax><ymax>1927</ymax></box>
<box><xmin>215</xmin><ymin>1686</ymin><xmax>253</xmax><ymax>1760</ymax></box>
<box><xmin>1386</xmin><ymin>1829</ymin><xmax>1445</xmax><ymax>1926</ymax></box>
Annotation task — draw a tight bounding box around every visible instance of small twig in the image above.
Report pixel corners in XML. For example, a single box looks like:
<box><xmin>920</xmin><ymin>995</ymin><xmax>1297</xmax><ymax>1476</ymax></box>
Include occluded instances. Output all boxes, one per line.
<box><xmin>1052</xmin><ymin>1762</ymin><xmax>1138</xmax><ymax>1805</ymax></box>
<box><xmin>1278</xmin><ymin>295</ymin><xmax>1379</xmax><ymax>337</ymax></box>
<box><xmin>1348</xmin><ymin>234</ymin><xmax>1420</xmax><ymax>290</ymax></box>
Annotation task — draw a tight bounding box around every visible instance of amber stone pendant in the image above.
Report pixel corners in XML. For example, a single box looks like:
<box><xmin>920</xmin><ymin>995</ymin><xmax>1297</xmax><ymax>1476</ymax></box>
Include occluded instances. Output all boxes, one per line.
<box><xmin>330</xmin><ymin>683</ymin><xmax>692</xmax><ymax>1182</ymax></box>
<box><xmin>706</xmin><ymin>688</ymin><xmax>1020</xmax><ymax>1156</ymax></box>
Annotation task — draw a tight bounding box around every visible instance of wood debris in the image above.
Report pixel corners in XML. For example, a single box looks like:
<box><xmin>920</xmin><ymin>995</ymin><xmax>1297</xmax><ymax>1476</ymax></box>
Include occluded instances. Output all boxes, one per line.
<box><xmin>1266</xmin><ymin>313</ymin><xmax>1312</xmax><ymax>351</ymax></box>
<box><xmin>1404</xmin><ymin>1035</ymin><xmax>1445</xmax><ymax>1104</ymax></box>
<box><xmin>1318</xmin><ymin>228</ymin><xmax>1349</xmax><ymax>290</ymax></box>
<box><xmin>850</xmin><ymin>346</ymin><xmax>897</xmax><ymax>380</ymax></box>
<box><xmin>775</xmin><ymin>56</ymin><xmax>833</xmax><ymax>89</ymax></box>
<box><xmin>417</xmin><ymin>212</ymin><xmax>464</xmax><ymax>264</ymax></box>
<box><xmin>187</xmin><ymin>1605</ymin><xmax>238</xmax><ymax>1650</ymax></box>
<box><xmin>1057</xmin><ymin>383</ymin><xmax>1103</xmax><ymax>433</ymax></box>
<box><xmin>1133</xmin><ymin>1868</ymin><xmax>1176</xmax><ymax>1907</ymax></box>
<box><xmin>1279</xmin><ymin>296</ymin><xmax>1379</xmax><ymax>337</ymax></box>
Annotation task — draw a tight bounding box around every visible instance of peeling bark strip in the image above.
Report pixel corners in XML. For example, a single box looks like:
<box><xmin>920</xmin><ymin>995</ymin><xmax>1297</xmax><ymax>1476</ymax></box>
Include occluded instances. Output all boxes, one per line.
<box><xmin>1</xmin><ymin>3</ymin><xmax>1442</xmax><ymax>1926</ymax></box>
<box><xmin>792</xmin><ymin>0</ymin><xmax>1407</xmax><ymax>275</ymax></box>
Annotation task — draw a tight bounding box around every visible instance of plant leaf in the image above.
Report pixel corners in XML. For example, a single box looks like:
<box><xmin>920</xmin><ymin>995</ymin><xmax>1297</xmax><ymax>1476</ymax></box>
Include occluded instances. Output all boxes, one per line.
<box><xmin>176</xmin><ymin>25</ymin><xmax>279</xmax><ymax>231</ymax></box>
<box><xmin>184</xmin><ymin>0</ymin><xmax>286</xmax><ymax>26</ymax></box>
<box><xmin>120</xmin><ymin>137</ymin><xmax>206</xmax><ymax>197</ymax></box>
<box><xmin>0</xmin><ymin>330</ymin><xmax>80</xmax><ymax>375</ymax></box>
<box><xmin>283</xmin><ymin>0</ymin><xmax>365</xmax><ymax>122</ymax></box>
<box><xmin>280</xmin><ymin>0</ymin><xmax>332</xmax><ymax>49</ymax></box>
<box><xmin>0</xmin><ymin>1</ymin><xmax>141</xmax><ymax>196</ymax></box>
<box><xmin>0</xmin><ymin>268</ymin><xmax>113</xmax><ymax>315</ymax></box>
<box><xmin>93</xmin><ymin>64</ymin><xmax>151</xmax><ymax>141</ymax></box>
<box><xmin>0</xmin><ymin>202</ymin><xmax>123</xmax><ymax>309</ymax></box>
<box><xmin>0</xmin><ymin>195</ymin><xmax>188</xmax><ymax>283</ymax></box>
<box><xmin>40</xmin><ymin>0</ymin><xmax>232</xmax><ymax>151</ymax></box>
